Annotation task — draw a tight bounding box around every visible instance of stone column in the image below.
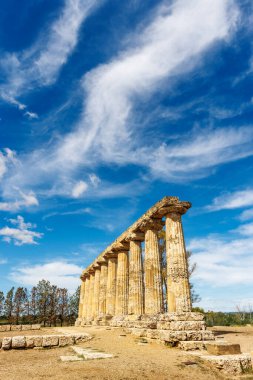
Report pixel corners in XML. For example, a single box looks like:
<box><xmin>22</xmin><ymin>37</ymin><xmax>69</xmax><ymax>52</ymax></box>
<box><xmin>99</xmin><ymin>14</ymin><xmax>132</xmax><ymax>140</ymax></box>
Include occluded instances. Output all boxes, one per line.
<box><xmin>88</xmin><ymin>271</ymin><xmax>95</xmax><ymax>319</ymax></box>
<box><xmin>82</xmin><ymin>276</ymin><xmax>89</xmax><ymax>320</ymax></box>
<box><xmin>165</xmin><ymin>202</ymin><xmax>192</xmax><ymax>313</ymax></box>
<box><xmin>93</xmin><ymin>267</ymin><xmax>101</xmax><ymax>318</ymax></box>
<box><xmin>115</xmin><ymin>250</ymin><xmax>129</xmax><ymax>315</ymax></box>
<box><xmin>99</xmin><ymin>262</ymin><xmax>108</xmax><ymax>316</ymax></box>
<box><xmin>106</xmin><ymin>255</ymin><xmax>117</xmax><ymax>316</ymax></box>
<box><xmin>128</xmin><ymin>237</ymin><xmax>144</xmax><ymax>315</ymax></box>
<box><xmin>78</xmin><ymin>278</ymin><xmax>85</xmax><ymax>319</ymax></box>
<box><xmin>144</xmin><ymin>222</ymin><xmax>163</xmax><ymax>314</ymax></box>
<box><xmin>84</xmin><ymin>276</ymin><xmax>90</xmax><ymax>319</ymax></box>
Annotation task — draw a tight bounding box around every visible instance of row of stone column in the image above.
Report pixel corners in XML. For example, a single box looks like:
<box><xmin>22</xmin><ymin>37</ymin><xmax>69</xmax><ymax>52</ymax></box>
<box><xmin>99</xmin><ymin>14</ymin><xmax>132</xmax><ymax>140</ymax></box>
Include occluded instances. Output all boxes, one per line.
<box><xmin>78</xmin><ymin>209</ymin><xmax>192</xmax><ymax>320</ymax></box>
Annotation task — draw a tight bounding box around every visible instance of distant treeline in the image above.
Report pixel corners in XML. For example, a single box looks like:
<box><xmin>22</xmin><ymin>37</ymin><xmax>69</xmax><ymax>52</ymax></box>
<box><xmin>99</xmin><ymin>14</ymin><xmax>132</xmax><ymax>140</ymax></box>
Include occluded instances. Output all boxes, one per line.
<box><xmin>193</xmin><ymin>307</ymin><xmax>253</xmax><ymax>327</ymax></box>
<box><xmin>0</xmin><ymin>280</ymin><xmax>80</xmax><ymax>326</ymax></box>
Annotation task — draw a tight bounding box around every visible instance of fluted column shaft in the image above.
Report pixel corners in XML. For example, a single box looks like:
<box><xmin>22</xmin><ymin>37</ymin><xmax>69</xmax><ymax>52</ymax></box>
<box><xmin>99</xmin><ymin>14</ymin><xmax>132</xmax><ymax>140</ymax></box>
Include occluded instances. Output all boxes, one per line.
<box><xmin>166</xmin><ymin>212</ymin><xmax>192</xmax><ymax>312</ymax></box>
<box><xmin>144</xmin><ymin>228</ymin><xmax>163</xmax><ymax>314</ymax></box>
<box><xmin>93</xmin><ymin>268</ymin><xmax>101</xmax><ymax>318</ymax></box>
<box><xmin>115</xmin><ymin>251</ymin><xmax>129</xmax><ymax>315</ymax></box>
<box><xmin>82</xmin><ymin>277</ymin><xmax>89</xmax><ymax>319</ymax></box>
<box><xmin>99</xmin><ymin>263</ymin><xmax>108</xmax><ymax>315</ymax></box>
<box><xmin>128</xmin><ymin>240</ymin><xmax>144</xmax><ymax>315</ymax></box>
<box><xmin>85</xmin><ymin>277</ymin><xmax>90</xmax><ymax>319</ymax></box>
<box><xmin>88</xmin><ymin>273</ymin><xmax>95</xmax><ymax>319</ymax></box>
<box><xmin>106</xmin><ymin>257</ymin><xmax>117</xmax><ymax>315</ymax></box>
<box><xmin>78</xmin><ymin>279</ymin><xmax>85</xmax><ymax>318</ymax></box>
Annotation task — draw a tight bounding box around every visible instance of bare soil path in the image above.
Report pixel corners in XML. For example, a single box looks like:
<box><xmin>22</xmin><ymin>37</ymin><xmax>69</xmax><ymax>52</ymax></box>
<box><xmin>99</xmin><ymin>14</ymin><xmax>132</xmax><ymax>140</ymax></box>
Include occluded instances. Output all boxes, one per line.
<box><xmin>0</xmin><ymin>325</ymin><xmax>222</xmax><ymax>380</ymax></box>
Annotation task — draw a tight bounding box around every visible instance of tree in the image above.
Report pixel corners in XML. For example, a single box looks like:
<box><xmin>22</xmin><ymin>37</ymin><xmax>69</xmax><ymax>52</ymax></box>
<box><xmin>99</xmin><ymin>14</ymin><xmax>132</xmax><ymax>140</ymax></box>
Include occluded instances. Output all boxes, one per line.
<box><xmin>29</xmin><ymin>286</ymin><xmax>38</xmax><ymax>322</ymax></box>
<box><xmin>36</xmin><ymin>280</ymin><xmax>52</xmax><ymax>326</ymax></box>
<box><xmin>57</xmin><ymin>288</ymin><xmax>69</xmax><ymax>326</ymax></box>
<box><xmin>4</xmin><ymin>287</ymin><xmax>14</xmax><ymax>322</ymax></box>
<box><xmin>68</xmin><ymin>286</ymin><xmax>80</xmax><ymax>322</ymax></box>
<box><xmin>0</xmin><ymin>291</ymin><xmax>4</xmax><ymax>317</ymax></box>
<box><xmin>13</xmin><ymin>287</ymin><xmax>27</xmax><ymax>324</ymax></box>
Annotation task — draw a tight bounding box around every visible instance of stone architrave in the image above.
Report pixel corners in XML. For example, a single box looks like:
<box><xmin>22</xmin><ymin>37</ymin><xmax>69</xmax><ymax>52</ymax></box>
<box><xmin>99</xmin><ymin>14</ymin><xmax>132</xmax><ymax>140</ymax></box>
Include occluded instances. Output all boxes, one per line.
<box><xmin>78</xmin><ymin>279</ymin><xmax>85</xmax><ymax>319</ymax></box>
<box><xmin>88</xmin><ymin>272</ymin><xmax>95</xmax><ymax>319</ymax></box>
<box><xmin>115</xmin><ymin>250</ymin><xmax>129</xmax><ymax>315</ymax></box>
<box><xmin>99</xmin><ymin>262</ymin><xmax>108</xmax><ymax>315</ymax></box>
<box><xmin>106</xmin><ymin>256</ymin><xmax>117</xmax><ymax>316</ymax></box>
<box><xmin>93</xmin><ymin>267</ymin><xmax>101</xmax><ymax>318</ymax></box>
<box><xmin>128</xmin><ymin>239</ymin><xmax>144</xmax><ymax>315</ymax></box>
<box><xmin>165</xmin><ymin>202</ymin><xmax>192</xmax><ymax>313</ymax></box>
<box><xmin>144</xmin><ymin>223</ymin><xmax>163</xmax><ymax>314</ymax></box>
<box><xmin>84</xmin><ymin>277</ymin><xmax>90</xmax><ymax>319</ymax></box>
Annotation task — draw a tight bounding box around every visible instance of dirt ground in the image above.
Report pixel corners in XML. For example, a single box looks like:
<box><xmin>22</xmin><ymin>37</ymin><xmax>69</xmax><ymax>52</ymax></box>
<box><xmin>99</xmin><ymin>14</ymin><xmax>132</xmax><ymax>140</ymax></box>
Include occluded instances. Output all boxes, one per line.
<box><xmin>0</xmin><ymin>325</ymin><xmax>253</xmax><ymax>380</ymax></box>
<box><xmin>211</xmin><ymin>326</ymin><xmax>253</xmax><ymax>354</ymax></box>
<box><xmin>0</xmin><ymin>328</ymin><xmax>62</xmax><ymax>337</ymax></box>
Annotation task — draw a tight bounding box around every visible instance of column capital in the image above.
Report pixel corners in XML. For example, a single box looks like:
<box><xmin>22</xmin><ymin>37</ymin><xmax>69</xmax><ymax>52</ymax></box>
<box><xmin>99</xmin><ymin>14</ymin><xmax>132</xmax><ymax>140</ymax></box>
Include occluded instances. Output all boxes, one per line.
<box><xmin>140</xmin><ymin>217</ymin><xmax>164</xmax><ymax>232</ymax></box>
<box><xmin>164</xmin><ymin>201</ymin><xmax>191</xmax><ymax>217</ymax></box>
<box><xmin>126</xmin><ymin>231</ymin><xmax>144</xmax><ymax>242</ymax></box>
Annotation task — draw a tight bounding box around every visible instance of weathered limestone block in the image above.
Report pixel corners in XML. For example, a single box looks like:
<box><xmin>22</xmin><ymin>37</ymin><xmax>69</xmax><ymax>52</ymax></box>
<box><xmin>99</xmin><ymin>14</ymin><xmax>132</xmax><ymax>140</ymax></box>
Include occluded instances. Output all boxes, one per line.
<box><xmin>202</xmin><ymin>331</ymin><xmax>215</xmax><ymax>341</ymax></box>
<box><xmin>42</xmin><ymin>335</ymin><xmax>59</xmax><ymax>347</ymax></box>
<box><xmin>206</xmin><ymin>342</ymin><xmax>241</xmax><ymax>355</ymax></box>
<box><xmin>21</xmin><ymin>324</ymin><xmax>31</xmax><ymax>331</ymax></box>
<box><xmin>178</xmin><ymin>341</ymin><xmax>205</xmax><ymax>351</ymax></box>
<box><xmin>31</xmin><ymin>324</ymin><xmax>41</xmax><ymax>330</ymax></box>
<box><xmin>33</xmin><ymin>336</ymin><xmax>43</xmax><ymax>347</ymax></box>
<box><xmin>158</xmin><ymin>330</ymin><xmax>187</xmax><ymax>342</ymax></box>
<box><xmin>11</xmin><ymin>325</ymin><xmax>22</xmax><ymax>331</ymax></box>
<box><xmin>185</xmin><ymin>331</ymin><xmax>202</xmax><ymax>341</ymax></box>
<box><xmin>202</xmin><ymin>354</ymin><xmax>252</xmax><ymax>376</ymax></box>
<box><xmin>2</xmin><ymin>337</ymin><xmax>12</xmax><ymax>350</ymax></box>
<box><xmin>144</xmin><ymin>228</ymin><xmax>163</xmax><ymax>314</ymax></box>
<box><xmin>12</xmin><ymin>336</ymin><xmax>26</xmax><ymax>348</ymax></box>
<box><xmin>0</xmin><ymin>325</ymin><xmax>8</xmax><ymax>332</ymax></box>
<box><xmin>170</xmin><ymin>321</ymin><xmax>206</xmax><ymax>331</ymax></box>
<box><xmin>145</xmin><ymin>329</ymin><xmax>160</xmax><ymax>339</ymax></box>
<box><xmin>59</xmin><ymin>336</ymin><xmax>75</xmax><ymax>347</ymax></box>
<box><xmin>72</xmin><ymin>333</ymin><xmax>91</xmax><ymax>344</ymax></box>
<box><xmin>130</xmin><ymin>328</ymin><xmax>147</xmax><ymax>337</ymax></box>
<box><xmin>158</xmin><ymin>312</ymin><xmax>204</xmax><ymax>322</ymax></box>
<box><xmin>166</xmin><ymin>206</ymin><xmax>192</xmax><ymax>313</ymax></box>
<box><xmin>26</xmin><ymin>336</ymin><xmax>35</xmax><ymax>348</ymax></box>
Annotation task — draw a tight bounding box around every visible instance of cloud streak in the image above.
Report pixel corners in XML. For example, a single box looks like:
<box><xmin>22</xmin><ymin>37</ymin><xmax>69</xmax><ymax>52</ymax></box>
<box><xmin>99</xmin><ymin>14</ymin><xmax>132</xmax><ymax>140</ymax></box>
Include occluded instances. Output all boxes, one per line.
<box><xmin>206</xmin><ymin>189</ymin><xmax>253</xmax><ymax>211</ymax></box>
<box><xmin>0</xmin><ymin>216</ymin><xmax>43</xmax><ymax>245</ymax></box>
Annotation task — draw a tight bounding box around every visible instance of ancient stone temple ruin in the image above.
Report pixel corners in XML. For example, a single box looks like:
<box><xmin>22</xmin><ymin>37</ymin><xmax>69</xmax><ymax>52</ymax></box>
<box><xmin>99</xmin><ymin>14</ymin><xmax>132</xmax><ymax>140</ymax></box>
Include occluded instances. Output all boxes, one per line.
<box><xmin>76</xmin><ymin>196</ymin><xmax>214</xmax><ymax>344</ymax></box>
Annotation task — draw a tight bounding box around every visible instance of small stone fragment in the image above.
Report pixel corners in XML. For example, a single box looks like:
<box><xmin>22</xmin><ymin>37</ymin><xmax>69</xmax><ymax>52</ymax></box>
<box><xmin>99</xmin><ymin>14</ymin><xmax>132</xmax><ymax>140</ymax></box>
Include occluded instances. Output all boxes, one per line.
<box><xmin>2</xmin><ymin>337</ymin><xmax>12</xmax><ymax>350</ymax></box>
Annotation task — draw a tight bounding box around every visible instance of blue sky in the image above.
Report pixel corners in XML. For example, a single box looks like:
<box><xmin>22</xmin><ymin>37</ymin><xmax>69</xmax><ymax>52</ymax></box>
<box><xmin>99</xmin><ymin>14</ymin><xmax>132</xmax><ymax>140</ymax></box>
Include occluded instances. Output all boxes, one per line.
<box><xmin>0</xmin><ymin>0</ymin><xmax>253</xmax><ymax>311</ymax></box>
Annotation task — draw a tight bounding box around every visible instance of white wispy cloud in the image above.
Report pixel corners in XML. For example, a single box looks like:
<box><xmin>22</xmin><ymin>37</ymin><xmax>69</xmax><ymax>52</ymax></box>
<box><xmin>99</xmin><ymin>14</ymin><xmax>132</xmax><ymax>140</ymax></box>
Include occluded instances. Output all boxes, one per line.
<box><xmin>0</xmin><ymin>215</ymin><xmax>43</xmax><ymax>245</ymax></box>
<box><xmin>0</xmin><ymin>148</ymin><xmax>18</xmax><ymax>180</ymax></box>
<box><xmin>189</xmin><ymin>231</ymin><xmax>253</xmax><ymax>287</ymax></box>
<box><xmin>0</xmin><ymin>0</ymin><xmax>102</xmax><ymax>99</ymax></box>
<box><xmin>54</xmin><ymin>0</ymin><xmax>238</xmax><ymax>170</ymax></box>
<box><xmin>72</xmin><ymin>180</ymin><xmax>88</xmax><ymax>198</ymax></box>
<box><xmin>0</xmin><ymin>190</ymin><xmax>39</xmax><ymax>212</ymax></box>
<box><xmin>0</xmin><ymin>0</ymin><xmax>245</xmax><ymax>201</ymax></box>
<box><xmin>239</xmin><ymin>208</ymin><xmax>253</xmax><ymax>221</ymax></box>
<box><xmin>10</xmin><ymin>261</ymin><xmax>82</xmax><ymax>292</ymax></box>
<box><xmin>206</xmin><ymin>189</ymin><xmax>253</xmax><ymax>211</ymax></box>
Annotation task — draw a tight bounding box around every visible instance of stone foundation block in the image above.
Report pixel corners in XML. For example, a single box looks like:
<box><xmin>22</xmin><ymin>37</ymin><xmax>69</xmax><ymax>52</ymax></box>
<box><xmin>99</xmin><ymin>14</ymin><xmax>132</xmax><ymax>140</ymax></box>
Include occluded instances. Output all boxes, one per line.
<box><xmin>10</xmin><ymin>325</ymin><xmax>22</xmax><ymax>331</ymax></box>
<box><xmin>72</xmin><ymin>333</ymin><xmax>91</xmax><ymax>343</ymax></box>
<box><xmin>33</xmin><ymin>336</ymin><xmax>43</xmax><ymax>347</ymax></box>
<box><xmin>31</xmin><ymin>324</ymin><xmax>41</xmax><ymax>330</ymax></box>
<box><xmin>59</xmin><ymin>336</ymin><xmax>75</xmax><ymax>347</ymax></box>
<box><xmin>12</xmin><ymin>336</ymin><xmax>26</xmax><ymax>349</ymax></box>
<box><xmin>145</xmin><ymin>329</ymin><xmax>160</xmax><ymax>339</ymax></box>
<box><xmin>158</xmin><ymin>312</ymin><xmax>204</xmax><ymax>322</ymax></box>
<box><xmin>186</xmin><ymin>331</ymin><xmax>202</xmax><ymax>341</ymax></box>
<box><xmin>202</xmin><ymin>331</ymin><xmax>215</xmax><ymax>341</ymax></box>
<box><xmin>206</xmin><ymin>342</ymin><xmax>241</xmax><ymax>355</ymax></box>
<box><xmin>170</xmin><ymin>321</ymin><xmax>205</xmax><ymax>331</ymax></box>
<box><xmin>26</xmin><ymin>336</ymin><xmax>35</xmax><ymax>348</ymax></box>
<box><xmin>130</xmin><ymin>328</ymin><xmax>147</xmax><ymax>337</ymax></box>
<box><xmin>158</xmin><ymin>330</ymin><xmax>187</xmax><ymax>342</ymax></box>
<box><xmin>2</xmin><ymin>337</ymin><xmax>12</xmax><ymax>350</ymax></box>
<box><xmin>42</xmin><ymin>335</ymin><xmax>59</xmax><ymax>347</ymax></box>
<box><xmin>21</xmin><ymin>325</ymin><xmax>31</xmax><ymax>331</ymax></box>
<box><xmin>0</xmin><ymin>325</ymin><xmax>7</xmax><ymax>332</ymax></box>
<box><xmin>178</xmin><ymin>341</ymin><xmax>205</xmax><ymax>351</ymax></box>
<box><xmin>202</xmin><ymin>354</ymin><xmax>252</xmax><ymax>376</ymax></box>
